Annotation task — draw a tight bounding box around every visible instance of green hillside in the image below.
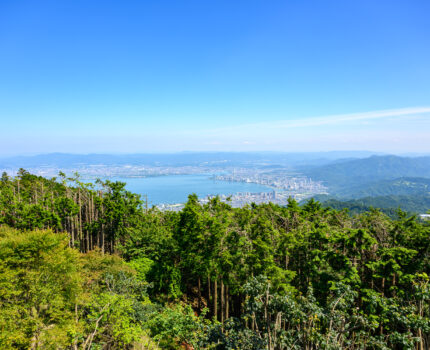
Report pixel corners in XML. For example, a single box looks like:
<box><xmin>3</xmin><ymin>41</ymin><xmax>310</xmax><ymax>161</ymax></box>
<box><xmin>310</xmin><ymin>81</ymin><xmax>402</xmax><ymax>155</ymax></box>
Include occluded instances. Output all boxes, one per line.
<box><xmin>319</xmin><ymin>194</ymin><xmax>430</xmax><ymax>217</ymax></box>
<box><xmin>336</xmin><ymin>177</ymin><xmax>430</xmax><ymax>198</ymax></box>
<box><xmin>305</xmin><ymin>155</ymin><xmax>430</xmax><ymax>192</ymax></box>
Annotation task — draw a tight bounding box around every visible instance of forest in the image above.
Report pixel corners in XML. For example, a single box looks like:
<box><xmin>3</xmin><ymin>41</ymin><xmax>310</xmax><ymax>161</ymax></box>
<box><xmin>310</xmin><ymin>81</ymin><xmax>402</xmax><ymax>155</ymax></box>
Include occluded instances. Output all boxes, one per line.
<box><xmin>1</xmin><ymin>169</ymin><xmax>430</xmax><ymax>349</ymax></box>
<box><xmin>319</xmin><ymin>195</ymin><xmax>430</xmax><ymax>218</ymax></box>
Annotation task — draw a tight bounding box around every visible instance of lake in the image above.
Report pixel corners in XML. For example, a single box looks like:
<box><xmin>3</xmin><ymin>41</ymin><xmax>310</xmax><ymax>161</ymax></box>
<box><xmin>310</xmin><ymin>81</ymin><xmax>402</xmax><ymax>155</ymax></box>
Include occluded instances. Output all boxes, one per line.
<box><xmin>106</xmin><ymin>174</ymin><xmax>273</xmax><ymax>205</ymax></box>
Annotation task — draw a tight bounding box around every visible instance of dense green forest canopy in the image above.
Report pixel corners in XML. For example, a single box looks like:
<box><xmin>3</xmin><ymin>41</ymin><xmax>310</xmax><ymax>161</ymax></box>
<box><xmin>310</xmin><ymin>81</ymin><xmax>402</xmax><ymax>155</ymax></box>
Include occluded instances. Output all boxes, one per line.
<box><xmin>1</xmin><ymin>170</ymin><xmax>430</xmax><ymax>349</ymax></box>
<box><xmin>315</xmin><ymin>194</ymin><xmax>430</xmax><ymax>217</ymax></box>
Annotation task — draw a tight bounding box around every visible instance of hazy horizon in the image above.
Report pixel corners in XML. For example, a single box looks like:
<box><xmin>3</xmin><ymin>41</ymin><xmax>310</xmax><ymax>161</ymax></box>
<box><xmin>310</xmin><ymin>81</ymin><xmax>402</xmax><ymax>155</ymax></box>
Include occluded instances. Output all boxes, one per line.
<box><xmin>2</xmin><ymin>150</ymin><xmax>430</xmax><ymax>160</ymax></box>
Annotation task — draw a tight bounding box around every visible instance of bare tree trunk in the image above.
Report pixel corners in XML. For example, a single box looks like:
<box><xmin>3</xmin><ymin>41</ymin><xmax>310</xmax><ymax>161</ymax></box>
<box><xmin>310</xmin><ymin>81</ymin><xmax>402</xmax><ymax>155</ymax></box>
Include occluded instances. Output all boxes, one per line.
<box><xmin>198</xmin><ymin>277</ymin><xmax>201</xmax><ymax>311</ymax></box>
<box><xmin>207</xmin><ymin>275</ymin><xmax>211</xmax><ymax>316</ymax></box>
<box><xmin>101</xmin><ymin>197</ymin><xmax>105</xmax><ymax>254</ymax></box>
<box><xmin>69</xmin><ymin>217</ymin><xmax>74</xmax><ymax>248</ymax></box>
<box><xmin>214</xmin><ymin>279</ymin><xmax>218</xmax><ymax>321</ymax></box>
<box><xmin>221</xmin><ymin>279</ymin><xmax>225</xmax><ymax>324</ymax></box>
<box><xmin>225</xmin><ymin>285</ymin><xmax>229</xmax><ymax>320</ymax></box>
<box><xmin>71</xmin><ymin>216</ymin><xmax>75</xmax><ymax>249</ymax></box>
<box><xmin>85</xmin><ymin>193</ymin><xmax>90</xmax><ymax>250</ymax></box>
<box><xmin>78</xmin><ymin>190</ymin><xmax>87</xmax><ymax>252</ymax></box>
<box><xmin>266</xmin><ymin>285</ymin><xmax>272</xmax><ymax>350</ymax></box>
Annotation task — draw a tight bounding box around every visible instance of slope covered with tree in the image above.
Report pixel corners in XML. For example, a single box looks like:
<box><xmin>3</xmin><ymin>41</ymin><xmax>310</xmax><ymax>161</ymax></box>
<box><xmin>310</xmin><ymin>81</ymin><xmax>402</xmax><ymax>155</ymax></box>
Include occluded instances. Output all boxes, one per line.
<box><xmin>304</xmin><ymin>156</ymin><xmax>430</xmax><ymax>194</ymax></box>
<box><xmin>1</xmin><ymin>170</ymin><xmax>430</xmax><ymax>349</ymax></box>
<box><xmin>316</xmin><ymin>194</ymin><xmax>430</xmax><ymax>217</ymax></box>
<box><xmin>334</xmin><ymin>177</ymin><xmax>430</xmax><ymax>199</ymax></box>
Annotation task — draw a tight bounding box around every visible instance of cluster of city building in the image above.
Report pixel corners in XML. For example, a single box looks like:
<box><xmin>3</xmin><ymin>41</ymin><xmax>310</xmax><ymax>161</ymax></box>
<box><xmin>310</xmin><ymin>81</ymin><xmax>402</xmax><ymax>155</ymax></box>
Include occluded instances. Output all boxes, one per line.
<box><xmin>156</xmin><ymin>189</ymin><xmax>324</xmax><ymax>211</ymax></box>
<box><xmin>213</xmin><ymin>170</ymin><xmax>326</xmax><ymax>193</ymax></box>
<box><xmin>200</xmin><ymin>190</ymin><xmax>319</xmax><ymax>207</ymax></box>
<box><xmin>155</xmin><ymin>170</ymin><xmax>328</xmax><ymax>210</ymax></box>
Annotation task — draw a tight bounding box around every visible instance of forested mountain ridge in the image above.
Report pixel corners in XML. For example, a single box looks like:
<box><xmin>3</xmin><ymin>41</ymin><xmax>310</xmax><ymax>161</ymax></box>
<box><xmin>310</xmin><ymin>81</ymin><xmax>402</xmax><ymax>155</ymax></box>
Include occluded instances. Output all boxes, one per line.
<box><xmin>305</xmin><ymin>155</ymin><xmax>430</xmax><ymax>193</ymax></box>
<box><xmin>1</xmin><ymin>170</ymin><xmax>430</xmax><ymax>349</ymax></box>
<box><xmin>311</xmin><ymin>177</ymin><xmax>430</xmax><ymax>216</ymax></box>
<box><xmin>318</xmin><ymin>194</ymin><xmax>430</xmax><ymax>217</ymax></box>
<box><xmin>333</xmin><ymin>177</ymin><xmax>430</xmax><ymax>198</ymax></box>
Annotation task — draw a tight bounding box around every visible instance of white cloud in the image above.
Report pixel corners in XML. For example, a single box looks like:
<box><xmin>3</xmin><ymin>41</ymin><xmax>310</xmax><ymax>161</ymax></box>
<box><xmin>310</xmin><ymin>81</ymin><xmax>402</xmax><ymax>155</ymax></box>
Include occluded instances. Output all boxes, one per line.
<box><xmin>205</xmin><ymin>106</ymin><xmax>430</xmax><ymax>134</ymax></box>
<box><xmin>168</xmin><ymin>106</ymin><xmax>430</xmax><ymax>152</ymax></box>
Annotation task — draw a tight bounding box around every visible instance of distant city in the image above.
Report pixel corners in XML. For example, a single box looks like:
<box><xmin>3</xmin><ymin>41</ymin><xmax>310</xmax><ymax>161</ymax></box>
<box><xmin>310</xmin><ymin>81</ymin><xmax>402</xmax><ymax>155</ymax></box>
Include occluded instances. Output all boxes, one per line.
<box><xmin>0</xmin><ymin>157</ymin><xmax>328</xmax><ymax>209</ymax></box>
<box><xmin>0</xmin><ymin>164</ymin><xmax>208</xmax><ymax>179</ymax></box>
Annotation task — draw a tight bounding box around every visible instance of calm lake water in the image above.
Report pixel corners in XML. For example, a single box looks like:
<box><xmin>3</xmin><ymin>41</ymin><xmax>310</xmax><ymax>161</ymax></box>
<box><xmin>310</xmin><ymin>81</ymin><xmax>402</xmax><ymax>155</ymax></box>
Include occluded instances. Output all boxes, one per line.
<box><xmin>106</xmin><ymin>174</ymin><xmax>272</xmax><ymax>205</ymax></box>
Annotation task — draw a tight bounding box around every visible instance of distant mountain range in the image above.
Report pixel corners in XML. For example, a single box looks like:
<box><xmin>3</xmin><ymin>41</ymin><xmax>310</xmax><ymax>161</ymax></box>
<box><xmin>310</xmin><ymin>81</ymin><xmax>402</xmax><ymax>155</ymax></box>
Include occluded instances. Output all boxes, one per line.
<box><xmin>305</xmin><ymin>155</ymin><xmax>430</xmax><ymax>214</ymax></box>
<box><xmin>0</xmin><ymin>151</ymin><xmax>383</xmax><ymax>169</ymax></box>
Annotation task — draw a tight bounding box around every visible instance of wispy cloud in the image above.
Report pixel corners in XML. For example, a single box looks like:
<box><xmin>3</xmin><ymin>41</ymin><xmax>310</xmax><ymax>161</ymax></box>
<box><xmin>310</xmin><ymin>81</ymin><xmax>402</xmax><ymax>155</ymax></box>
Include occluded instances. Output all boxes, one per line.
<box><xmin>205</xmin><ymin>107</ymin><xmax>430</xmax><ymax>134</ymax></box>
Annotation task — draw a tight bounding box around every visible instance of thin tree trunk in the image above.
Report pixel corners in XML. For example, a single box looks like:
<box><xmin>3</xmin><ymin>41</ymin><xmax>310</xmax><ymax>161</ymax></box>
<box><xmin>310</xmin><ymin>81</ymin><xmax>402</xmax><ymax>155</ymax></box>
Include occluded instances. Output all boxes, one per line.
<box><xmin>198</xmin><ymin>277</ymin><xmax>201</xmax><ymax>311</ymax></box>
<box><xmin>221</xmin><ymin>279</ymin><xmax>225</xmax><ymax>324</ymax></box>
<box><xmin>101</xmin><ymin>198</ymin><xmax>105</xmax><ymax>254</ymax></box>
<box><xmin>71</xmin><ymin>216</ymin><xmax>75</xmax><ymax>248</ymax></box>
<box><xmin>225</xmin><ymin>285</ymin><xmax>229</xmax><ymax>320</ymax></box>
<box><xmin>207</xmin><ymin>276</ymin><xmax>211</xmax><ymax>316</ymax></box>
<box><xmin>214</xmin><ymin>279</ymin><xmax>218</xmax><ymax>321</ymax></box>
<box><xmin>266</xmin><ymin>286</ymin><xmax>272</xmax><ymax>350</ymax></box>
<box><xmin>69</xmin><ymin>217</ymin><xmax>74</xmax><ymax>248</ymax></box>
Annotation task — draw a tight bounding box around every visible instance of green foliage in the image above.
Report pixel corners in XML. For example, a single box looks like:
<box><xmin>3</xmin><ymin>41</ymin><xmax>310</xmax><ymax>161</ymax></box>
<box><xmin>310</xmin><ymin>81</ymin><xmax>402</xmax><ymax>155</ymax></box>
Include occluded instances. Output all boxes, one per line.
<box><xmin>0</xmin><ymin>228</ymin><xmax>156</xmax><ymax>349</ymax></box>
<box><xmin>147</xmin><ymin>304</ymin><xmax>208</xmax><ymax>349</ymax></box>
<box><xmin>127</xmin><ymin>256</ymin><xmax>155</xmax><ymax>282</ymax></box>
<box><xmin>0</xmin><ymin>170</ymin><xmax>144</xmax><ymax>253</ymax></box>
<box><xmin>0</xmin><ymin>227</ymin><xmax>81</xmax><ymax>348</ymax></box>
<box><xmin>320</xmin><ymin>194</ymin><xmax>430</xmax><ymax>217</ymax></box>
<box><xmin>1</xmin><ymin>171</ymin><xmax>430</xmax><ymax>349</ymax></box>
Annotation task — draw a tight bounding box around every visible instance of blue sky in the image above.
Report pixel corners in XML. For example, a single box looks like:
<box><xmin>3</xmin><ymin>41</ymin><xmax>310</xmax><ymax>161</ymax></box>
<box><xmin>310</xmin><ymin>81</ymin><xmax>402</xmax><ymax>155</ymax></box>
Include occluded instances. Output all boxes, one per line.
<box><xmin>0</xmin><ymin>0</ymin><xmax>429</xmax><ymax>155</ymax></box>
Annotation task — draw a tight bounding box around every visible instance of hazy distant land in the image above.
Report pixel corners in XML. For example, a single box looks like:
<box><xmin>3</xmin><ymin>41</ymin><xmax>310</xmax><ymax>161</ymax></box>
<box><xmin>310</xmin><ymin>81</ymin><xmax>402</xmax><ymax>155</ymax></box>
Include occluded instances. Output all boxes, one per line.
<box><xmin>1</xmin><ymin>152</ymin><xmax>430</xmax><ymax>214</ymax></box>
